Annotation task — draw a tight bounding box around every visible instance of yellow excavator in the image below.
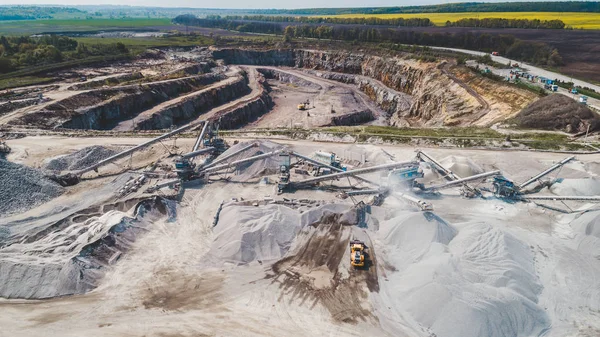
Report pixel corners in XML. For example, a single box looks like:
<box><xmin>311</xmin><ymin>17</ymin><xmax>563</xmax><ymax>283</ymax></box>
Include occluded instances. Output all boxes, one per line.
<box><xmin>350</xmin><ymin>239</ymin><xmax>367</xmax><ymax>268</ymax></box>
<box><xmin>297</xmin><ymin>99</ymin><xmax>310</xmax><ymax>110</ymax></box>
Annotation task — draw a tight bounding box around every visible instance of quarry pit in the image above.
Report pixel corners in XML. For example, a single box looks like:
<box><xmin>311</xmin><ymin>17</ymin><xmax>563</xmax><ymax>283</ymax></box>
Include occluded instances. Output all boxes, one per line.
<box><xmin>1</xmin><ymin>46</ymin><xmax>600</xmax><ymax>337</ymax></box>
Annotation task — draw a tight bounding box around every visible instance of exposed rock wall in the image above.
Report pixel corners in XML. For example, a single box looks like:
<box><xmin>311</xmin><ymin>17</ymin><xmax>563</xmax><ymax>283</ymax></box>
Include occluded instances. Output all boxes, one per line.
<box><xmin>329</xmin><ymin>110</ymin><xmax>375</xmax><ymax>126</ymax></box>
<box><xmin>212</xmin><ymin>73</ymin><xmax>274</xmax><ymax>130</ymax></box>
<box><xmin>212</xmin><ymin>49</ymin><xmax>295</xmax><ymax>66</ymax></box>
<box><xmin>134</xmin><ymin>75</ymin><xmax>251</xmax><ymax>130</ymax></box>
<box><xmin>14</xmin><ymin>74</ymin><xmax>224</xmax><ymax>130</ymax></box>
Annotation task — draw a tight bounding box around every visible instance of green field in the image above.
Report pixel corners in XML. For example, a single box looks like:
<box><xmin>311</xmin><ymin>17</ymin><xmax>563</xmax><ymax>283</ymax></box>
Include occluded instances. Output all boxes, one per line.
<box><xmin>0</xmin><ymin>18</ymin><xmax>171</xmax><ymax>35</ymax></box>
<box><xmin>328</xmin><ymin>12</ymin><xmax>600</xmax><ymax>29</ymax></box>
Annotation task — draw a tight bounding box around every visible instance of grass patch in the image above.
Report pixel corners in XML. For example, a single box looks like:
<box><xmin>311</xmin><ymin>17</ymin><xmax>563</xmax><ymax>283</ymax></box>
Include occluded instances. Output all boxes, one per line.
<box><xmin>0</xmin><ymin>54</ymin><xmax>132</xmax><ymax>81</ymax></box>
<box><xmin>326</xmin><ymin>12</ymin><xmax>600</xmax><ymax>30</ymax></box>
<box><xmin>0</xmin><ymin>76</ymin><xmax>53</xmax><ymax>90</ymax></box>
<box><xmin>323</xmin><ymin>125</ymin><xmax>505</xmax><ymax>138</ymax></box>
<box><xmin>0</xmin><ymin>18</ymin><xmax>171</xmax><ymax>35</ymax></box>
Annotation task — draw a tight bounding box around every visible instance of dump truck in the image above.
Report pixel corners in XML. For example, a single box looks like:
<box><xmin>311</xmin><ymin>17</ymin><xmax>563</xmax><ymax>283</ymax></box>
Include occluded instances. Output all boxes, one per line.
<box><xmin>350</xmin><ymin>240</ymin><xmax>367</xmax><ymax>268</ymax></box>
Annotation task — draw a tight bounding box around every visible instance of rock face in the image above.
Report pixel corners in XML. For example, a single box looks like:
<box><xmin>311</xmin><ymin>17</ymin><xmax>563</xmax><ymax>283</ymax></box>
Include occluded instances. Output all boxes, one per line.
<box><xmin>214</xmin><ymin>48</ymin><xmax>487</xmax><ymax>127</ymax></box>
<box><xmin>13</xmin><ymin>73</ymin><xmax>225</xmax><ymax>130</ymax></box>
<box><xmin>212</xmin><ymin>49</ymin><xmax>295</xmax><ymax>66</ymax></box>
<box><xmin>133</xmin><ymin>75</ymin><xmax>251</xmax><ymax>130</ymax></box>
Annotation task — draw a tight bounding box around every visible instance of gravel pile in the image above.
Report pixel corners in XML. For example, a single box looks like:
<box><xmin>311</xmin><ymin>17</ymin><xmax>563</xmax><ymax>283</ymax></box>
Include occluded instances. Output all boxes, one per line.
<box><xmin>44</xmin><ymin>146</ymin><xmax>117</xmax><ymax>172</ymax></box>
<box><xmin>0</xmin><ymin>159</ymin><xmax>64</xmax><ymax>216</ymax></box>
<box><xmin>217</xmin><ymin>140</ymin><xmax>284</xmax><ymax>182</ymax></box>
<box><xmin>514</xmin><ymin>94</ymin><xmax>600</xmax><ymax>133</ymax></box>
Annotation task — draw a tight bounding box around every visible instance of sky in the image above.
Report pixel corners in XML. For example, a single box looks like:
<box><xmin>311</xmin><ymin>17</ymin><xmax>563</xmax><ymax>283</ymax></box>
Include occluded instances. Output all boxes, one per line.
<box><xmin>0</xmin><ymin>0</ymin><xmax>558</xmax><ymax>10</ymax></box>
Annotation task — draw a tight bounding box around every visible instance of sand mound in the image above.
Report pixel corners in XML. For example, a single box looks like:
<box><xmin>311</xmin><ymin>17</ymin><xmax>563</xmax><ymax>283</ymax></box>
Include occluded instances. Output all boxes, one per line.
<box><xmin>0</xmin><ymin>159</ymin><xmax>64</xmax><ymax>217</ymax></box>
<box><xmin>380</xmin><ymin>215</ymin><xmax>549</xmax><ymax>337</ymax></box>
<box><xmin>514</xmin><ymin>94</ymin><xmax>600</xmax><ymax>133</ymax></box>
<box><xmin>44</xmin><ymin>145</ymin><xmax>118</xmax><ymax>172</ymax></box>
<box><xmin>210</xmin><ymin>203</ymin><xmax>357</xmax><ymax>265</ymax></box>
<box><xmin>570</xmin><ymin>211</ymin><xmax>600</xmax><ymax>259</ymax></box>
<box><xmin>584</xmin><ymin>162</ymin><xmax>600</xmax><ymax>176</ymax></box>
<box><xmin>210</xmin><ymin>204</ymin><xmax>301</xmax><ymax>264</ymax></box>
<box><xmin>571</xmin><ymin>210</ymin><xmax>600</xmax><ymax>239</ymax></box>
<box><xmin>0</xmin><ymin>197</ymin><xmax>171</xmax><ymax>299</ymax></box>
<box><xmin>439</xmin><ymin>155</ymin><xmax>484</xmax><ymax>178</ymax></box>
<box><xmin>215</xmin><ymin>140</ymin><xmax>284</xmax><ymax>182</ymax></box>
<box><xmin>550</xmin><ymin>177</ymin><xmax>600</xmax><ymax>196</ymax></box>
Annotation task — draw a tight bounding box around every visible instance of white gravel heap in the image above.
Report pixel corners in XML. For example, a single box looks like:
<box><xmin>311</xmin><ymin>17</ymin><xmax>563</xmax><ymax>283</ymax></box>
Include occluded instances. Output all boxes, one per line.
<box><xmin>215</xmin><ymin>140</ymin><xmax>285</xmax><ymax>182</ymax></box>
<box><xmin>439</xmin><ymin>155</ymin><xmax>484</xmax><ymax>178</ymax></box>
<box><xmin>44</xmin><ymin>145</ymin><xmax>118</xmax><ymax>172</ymax></box>
<box><xmin>569</xmin><ymin>210</ymin><xmax>600</xmax><ymax>259</ymax></box>
<box><xmin>210</xmin><ymin>204</ymin><xmax>301</xmax><ymax>264</ymax></box>
<box><xmin>550</xmin><ymin>177</ymin><xmax>600</xmax><ymax>196</ymax></box>
<box><xmin>379</xmin><ymin>211</ymin><xmax>550</xmax><ymax>337</ymax></box>
<box><xmin>210</xmin><ymin>203</ymin><xmax>354</xmax><ymax>264</ymax></box>
<box><xmin>0</xmin><ymin>159</ymin><xmax>64</xmax><ymax>216</ymax></box>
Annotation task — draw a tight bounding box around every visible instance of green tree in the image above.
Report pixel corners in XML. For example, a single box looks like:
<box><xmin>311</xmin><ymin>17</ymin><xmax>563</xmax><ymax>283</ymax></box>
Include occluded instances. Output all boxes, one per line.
<box><xmin>0</xmin><ymin>57</ymin><xmax>13</xmax><ymax>73</ymax></box>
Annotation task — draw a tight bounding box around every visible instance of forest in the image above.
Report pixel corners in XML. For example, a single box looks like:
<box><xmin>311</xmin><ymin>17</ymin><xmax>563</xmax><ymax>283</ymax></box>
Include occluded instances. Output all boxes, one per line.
<box><xmin>0</xmin><ymin>35</ymin><xmax>128</xmax><ymax>73</ymax></box>
<box><xmin>216</xmin><ymin>15</ymin><xmax>434</xmax><ymax>27</ymax></box>
<box><xmin>444</xmin><ymin>18</ymin><xmax>566</xmax><ymax>29</ymax></box>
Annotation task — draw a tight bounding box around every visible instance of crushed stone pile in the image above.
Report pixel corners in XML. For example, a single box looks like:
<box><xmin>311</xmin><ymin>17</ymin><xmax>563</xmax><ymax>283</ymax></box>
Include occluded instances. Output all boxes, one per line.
<box><xmin>439</xmin><ymin>155</ymin><xmax>484</xmax><ymax>178</ymax></box>
<box><xmin>210</xmin><ymin>203</ymin><xmax>355</xmax><ymax>264</ymax></box>
<box><xmin>550</xmin><ymin>177</ymin><xmax>600</xmax><ymax>196</ymax></box>
<box><xmin>378</xmin><ymin>211</ymin><xmax>550</xmax><ymax>337</ymax></box>
<box><xmin>0</xmin><ymin>198</ymin><xmax>171</xmax><ymax>299</ymax></box>
<box><xmin>210</xmin><ymin>204</ymin><xmax>301</xmax><ymax>264</ymax></box>
<box><xmin>0</xmin><ymin>159</ymin><xmax>64</xmax><ymax>217</ymax></box>
<box><xmin>569</xmin><ymin>210</ymin><xmax>600</xmax><ymax>258</ymax></box>
<box><xmin>44</xmin><ymin>145</ymin><xmax>118</xmax><ymax>172</ymax></box>
<box><xmin>215</xmin><ymin>140</ymin><xmax>285</xmax><ymax>182</ymax></box>
<box><xmin>571</xmin><ymin>210</ymin><xmax>600</xmax><ymax>239</ymax></box>
<box><xmin>514</xmin><ymin>94</ymin><xmax>600</xmax><ymax>133</ymax></box>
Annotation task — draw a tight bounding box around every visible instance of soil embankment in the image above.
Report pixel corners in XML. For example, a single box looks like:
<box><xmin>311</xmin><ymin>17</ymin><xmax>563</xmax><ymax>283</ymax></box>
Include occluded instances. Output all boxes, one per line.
<box><xmin>515</xmin><ymin>94</ymin><xmax>600</xmax><ymax>133</ymax></box>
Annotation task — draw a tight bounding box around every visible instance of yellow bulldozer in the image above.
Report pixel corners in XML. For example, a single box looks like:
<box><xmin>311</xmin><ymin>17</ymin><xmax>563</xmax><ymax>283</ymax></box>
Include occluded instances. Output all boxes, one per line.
<box><xmin>350</xmin><ymin>239</ymin><xmax>367</xmax><ymax>268</ymax></box>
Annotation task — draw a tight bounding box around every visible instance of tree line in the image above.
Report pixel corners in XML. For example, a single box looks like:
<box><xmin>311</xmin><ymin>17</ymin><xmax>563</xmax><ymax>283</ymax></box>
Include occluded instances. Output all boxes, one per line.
<box><xmin>445</xmin><ymin>18</ymin><xmax>566</xmax><ymax>29</ymax></box>
<box><xmin>0</xmin><ymin>35</ymin><xmax>129</xmax><ymax>74</ymax></box>
<box><xmin>173</xmin><ymin>15</ymin><xmax>564</xmax><ymax>66</ymax></box>
<box><xmin>187</xmin><ymin>15</ymin><xmax>567</xmax><ymax>30</ymax></box>
<box><xmin>213</xmin><ymin>15</ymin><xmax>434</xmax><ymax>27</ymax></box>
<box><xmin>247</xmin><ymin>2</ymin><xmax>600</xmax><ymax>15</ymax></box>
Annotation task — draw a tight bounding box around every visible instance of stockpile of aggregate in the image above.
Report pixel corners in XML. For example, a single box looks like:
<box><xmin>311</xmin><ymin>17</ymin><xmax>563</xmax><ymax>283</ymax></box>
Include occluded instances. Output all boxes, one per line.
<box><xmin>0</xmin><ymin>159</ymin><xmax>64</xmax><ymax>216</ymax></box>
<box><xmin>44</xmin><ymin>146</ymin><xmax>118</xmax><ymax>172</ymax></box>
<box><xmin>514</xmin><ymin>94</ymin><xmax>600</xmax><ymax>133</ymax></box>
<box><xmin>215</xmin><ymin>140</ymin><xmax>284</xmax><ymax>182</ymax></box>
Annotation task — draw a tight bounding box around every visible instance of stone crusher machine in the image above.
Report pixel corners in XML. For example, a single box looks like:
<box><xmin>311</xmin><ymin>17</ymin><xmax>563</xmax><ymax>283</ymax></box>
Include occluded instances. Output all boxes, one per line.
<box><xmin>350</xmin><ymin>240</ymin><xmax>367</xmax><ymax>268</ymax></box>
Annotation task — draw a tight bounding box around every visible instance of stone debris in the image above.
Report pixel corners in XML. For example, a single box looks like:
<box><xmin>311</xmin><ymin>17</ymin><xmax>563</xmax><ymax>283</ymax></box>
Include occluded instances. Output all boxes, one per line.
<box><xmin>44</xmin><ymin>145</ymin><xmax>118</xmax><ymax>172</ymax></box>
<box><xmin>0</xmin><ymin>158</ymin><xmax>64</xmax><ymax>216</ymax></box>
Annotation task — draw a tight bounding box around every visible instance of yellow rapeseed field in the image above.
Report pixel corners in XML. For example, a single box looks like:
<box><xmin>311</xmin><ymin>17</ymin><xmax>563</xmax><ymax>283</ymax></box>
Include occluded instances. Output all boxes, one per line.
<box><xmin>328</xmin><ymin>12</ymin><xmax>600</xmax><ymax>29</ymax></box>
